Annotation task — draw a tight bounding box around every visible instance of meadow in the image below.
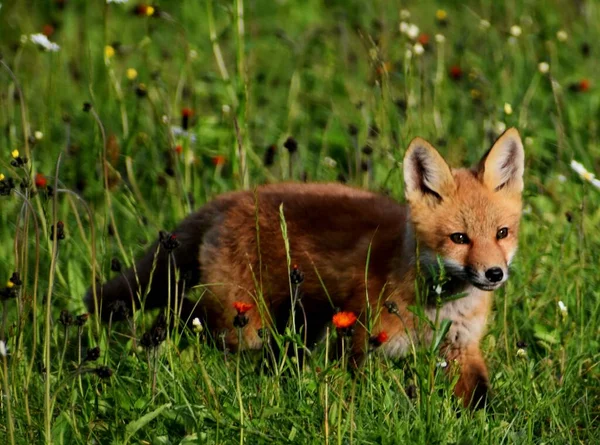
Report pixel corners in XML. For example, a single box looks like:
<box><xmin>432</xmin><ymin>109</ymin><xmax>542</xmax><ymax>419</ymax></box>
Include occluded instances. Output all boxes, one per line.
<box><xmin>0</xmin><ymin>0</ymin><xmax>599</xmax><ymax>443</ymax></box>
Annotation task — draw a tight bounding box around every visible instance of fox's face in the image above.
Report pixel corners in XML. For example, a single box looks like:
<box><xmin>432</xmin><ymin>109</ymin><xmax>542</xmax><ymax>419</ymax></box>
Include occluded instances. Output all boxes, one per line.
<box><xmin>404</xmin><ymin>129</ymin><xmax>525</xmax><ymax>291</ymax></box>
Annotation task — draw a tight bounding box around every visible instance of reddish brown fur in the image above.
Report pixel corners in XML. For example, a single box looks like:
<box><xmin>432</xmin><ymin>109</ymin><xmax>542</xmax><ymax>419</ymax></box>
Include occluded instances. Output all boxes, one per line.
<box><xmin>86</xmin><ymin>129</ymin><xmax>525</xmax><ymax>409</ymax></box>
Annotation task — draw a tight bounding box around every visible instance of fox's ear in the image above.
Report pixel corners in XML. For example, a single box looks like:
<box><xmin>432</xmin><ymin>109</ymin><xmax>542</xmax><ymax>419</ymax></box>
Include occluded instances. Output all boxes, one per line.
<box><xmin>477</xmin><ymin>128</ymin><xmax>524</xmax><ymax>194</ymax></box>
<box><xmin>404</xmin><ymin>137</ymin><xmax>455</xmax><ymax>203</ymax></box>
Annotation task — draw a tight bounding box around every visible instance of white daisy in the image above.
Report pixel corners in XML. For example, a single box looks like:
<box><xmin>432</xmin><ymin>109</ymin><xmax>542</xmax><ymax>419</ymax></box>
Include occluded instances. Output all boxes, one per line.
<box><xmin>29</xmin><ymin>33</ymin><xmax>60</xmax><ymax>52</ymax></box>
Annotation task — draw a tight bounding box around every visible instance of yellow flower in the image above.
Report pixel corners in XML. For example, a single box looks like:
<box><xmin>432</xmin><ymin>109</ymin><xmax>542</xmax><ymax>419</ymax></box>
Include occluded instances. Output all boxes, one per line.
<box><xmin>126</xmin><ymin>68</ymin><xmax>138</xmax><ymax>80</ymax></box>
<box><xmin>6</xmin><ymin>280</ymin><xmax>14</xmax><ymax>289</ymax></box>
<box><xmin>105</xmin><ymin>45</ymin><xmax>115</xmax><ymax>59</ymax></box>
<box><xmin>146</xmin><ymin>6</ymin><xmax>155</xmax><ymax>16</ymax></box>
<box><xmin>504</xmin><ymin>103</ymin><xmax>513</xmax><ymax>115</ymax></box>
<box><xmin>436</xmin><ymin>9</ymin><xmax>447</xmax><ymax>21</ymax></box>
<box><xmin>11</xmin><ymin>149</ymin><xmax>19</xmax><ymax>158</ymax></box>
<box><xmin>0</xmin><ymin>173</ymin><xmax>4</xmax><ymax>181</ymax></box>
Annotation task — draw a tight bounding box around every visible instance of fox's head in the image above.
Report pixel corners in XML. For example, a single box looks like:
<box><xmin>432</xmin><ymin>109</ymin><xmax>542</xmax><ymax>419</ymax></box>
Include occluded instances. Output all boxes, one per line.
<box><xmin>403</xmin><ymin>128</ymin><xmax>524</xmax><ymax>291</ymax></box>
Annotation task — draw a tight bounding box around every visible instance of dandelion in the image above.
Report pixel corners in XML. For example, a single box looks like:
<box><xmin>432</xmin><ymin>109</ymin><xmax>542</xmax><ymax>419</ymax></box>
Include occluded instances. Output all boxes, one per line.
<box><xmin>104</xmin><ymin>45</ymin><xmax>115</xmax><ymax>59</ymax></box>
<box><xmin>479</xmin><ymin>19</ymin><xmax>491</xmax><ymax>30</ymax></box>
<box><xmin>29</xmin><ymin>33</ymin><xmax>60</xmax><ymax>52</ymax></box>
<box><xmin>406</xmin><ymin>24</ymin><xmax>419</xmax><ymax>40</ymax></box>
<box><xmin>558</xmin><ymin>301</ymin><xmax>568</xmax><ymax>317</ymax></box>
<box><xmin>504</xmin><ymin>102</ymin><xmax>513</xmax><ymax>115</ymax></box>
<box><xmin>399</xmin><ymin>22</ymin><xmax>409</xmax><ymax>34</ymax></box>
<box><xmin>145</xmin><ymin>5</ymin><xmax>155</xmax><ymax>16</ymax></box>
<box><xmin>413</xmin><ymin>43</ymin><xmax>425</xmax><ymax>56</ymax></box>
<box><xmin>510</xmin><ymin>25</ymin><xmax>522</xmax><ymax>37</ymax></box>
<box><xmin>126</xmin><ymin>68</ymin><xmax>138</xmax><ymax>80</ymax></box>
<box><xmin>435</xmin><ymin>34</ymin><xmax>445</xmax><ymax>43</ymax></box>
<box><xmin>332</xmin><ymin>311</ymin><xmax>357</xmax><ymax>330</ymax></box>
<box><xmin>538</xmin><ymin>62</ymin><xmax>550</xmax><ymax>74</ymax></box>
<box><xmin>192</xmin><ymin>317</ymin><xmax>203</xmax><ymax>333</ymax></box>
<box><xmin>11</xmin><ymin>149</ymin><xmax>19</xmax><ymax>158</ymax></box>
<box><xmin>0</xmin><ymin>173</ymin><xmax>4</xmax><ymax>181</ymax></box>
<box><xmin>516</xmin><ymin>348</ymin><xmax>527</xmax><ymax>358</ymax></box>
<box><xmin>435</xmin><ymin>9</ymin><xmax>447</xmax><ymax>21</ymax></box>
<box><xmin>556</xmin><ymin>30</ymin><xmax>568</xmax><ymax>42</ymax></box>
<box><xmin>34</xmin><ymin>131</ymin><xmax>43</xmax><ymax>140</ymax></box>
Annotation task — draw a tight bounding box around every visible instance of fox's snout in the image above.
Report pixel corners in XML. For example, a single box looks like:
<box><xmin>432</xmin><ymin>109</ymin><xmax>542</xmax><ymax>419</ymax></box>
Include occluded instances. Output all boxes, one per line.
<box><xmin>466</xmin><ymin>264</ymin><xmax>508</xmax><ymax>290</ymax></box>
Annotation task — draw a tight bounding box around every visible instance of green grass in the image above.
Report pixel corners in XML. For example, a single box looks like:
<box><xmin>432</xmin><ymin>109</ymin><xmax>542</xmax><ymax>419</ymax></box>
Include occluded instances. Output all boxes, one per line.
<box><xmin>1</xmin><ymin>0</ymin><xmax>599</xmax><ymax>443</ymax></box>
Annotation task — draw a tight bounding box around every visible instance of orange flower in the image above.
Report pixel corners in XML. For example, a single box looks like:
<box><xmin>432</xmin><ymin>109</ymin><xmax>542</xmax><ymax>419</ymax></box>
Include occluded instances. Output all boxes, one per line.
<box><xmin>181</xmin><ymin>108</ymin><xmax>194</xmax><ymax>118</ymax></box>
<box><xmin>42</xmin><ymin>24</ymin><xmax>55</xmax><ymax>37</ymax></box>
<box><xmin>579</xmin><ymin>79</ymin><xmax>591</xmax><ymax>92</ymax></box>
<box><xmin>35</xmin><ymin>173</ymin><xmax>47</xmax><ymax>188</ymax></box>
<box><xmin>417</xmin><ymin>33</ymin><xmax>430</xmax><ymax>45</ymax></box>
<box><xmin>174</xmin><ymin>145</ymin><xmax>183</xmax><ymax>155</ymax></box>
<box><xmin>332</xmin><ymin>311</ymin><xmax>357</xmax><ymax>329</ymax></box>
<box><xmin>212</xmin><ymin>155</ymin><xmax>226</xmax><ymax>166</ymax></box>
<box><xmin>233</xmin><ymin>301</ymin><xmax>253</xmax><ymax>314</ymax></box>
<box><xmin>376</xmin><ymin>331</ymin><xmax>389</xmax><ymax>344</ymax></box>
<box><xmin>449</xmin><ymin>65</ymin><xmax>463</xmax><ymax>80</ymax></box>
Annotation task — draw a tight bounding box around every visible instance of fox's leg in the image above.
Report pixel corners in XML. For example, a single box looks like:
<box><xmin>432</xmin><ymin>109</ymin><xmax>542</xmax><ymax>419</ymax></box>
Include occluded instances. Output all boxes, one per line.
<box><xmin>446</xmin><ymin>343</ymin><xmax>490</xmax><ymax>409</ymax></box>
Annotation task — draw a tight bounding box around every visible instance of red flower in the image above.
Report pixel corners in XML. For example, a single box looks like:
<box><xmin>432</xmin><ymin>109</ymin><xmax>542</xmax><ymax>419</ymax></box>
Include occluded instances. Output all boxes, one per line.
<box><xmin>376</xmin><ymin>331</ymin><xmax>389</xmax><ymax>344</ymax></box>
<box><xmin>579</xmin><ymin>79</ymin><xmax>591</xmax><ymax>92</ymax></box>
<box><xmin>449</xmin><ymin>65</ymin><xmax>463</xmax><ymax>80</ymax></box>
<box><xmin>233</xmin><ymin>301</ymin><xmax>253</xmax><ymax>314</ymax></box>
<box><xmin>35</xmin><ymin>173</ymin><xmax>47</xmax><ymax>188</ymax></box>
<box><xmin>174</xmin><ymin>145</ymin><xmax>183</xmax><ymax>155</ymax></box>
<box><xmin>181</xmin><ymin>108</ymin><xmax>194</xmax><ymax>118</ymax></box>
<box><xmin>332</xmin><ymin>312</ymin><xmax>357</xmax><ymax>329</ymax></box>
<box><xmin>42</xmin><ymin>24</ymin><xmax>55</xmax><ymax>37</ymax></box>
<box><xmin>212</xmin><ymin>155</ymin><xmax>226</xmax><ymax>166</ymax></box>
<box><xmin>417</xmin><ymin>33</ymin><xmax>430</xmax><ymax>46</ymax></box>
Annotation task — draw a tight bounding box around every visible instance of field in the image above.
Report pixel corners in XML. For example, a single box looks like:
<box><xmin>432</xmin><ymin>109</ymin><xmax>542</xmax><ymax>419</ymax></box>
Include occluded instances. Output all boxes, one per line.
<box><xmin>1</xmin><ymin>0</ymin><xmax>599</xmax><ymax>443</ymax></box>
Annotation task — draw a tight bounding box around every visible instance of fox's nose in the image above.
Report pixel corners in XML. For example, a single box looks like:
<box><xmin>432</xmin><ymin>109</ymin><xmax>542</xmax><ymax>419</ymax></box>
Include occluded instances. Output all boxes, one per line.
<box><xmin>485</xmin><ymin>267</ymin><xmax>504</xmax><ymax>283</ymax></box>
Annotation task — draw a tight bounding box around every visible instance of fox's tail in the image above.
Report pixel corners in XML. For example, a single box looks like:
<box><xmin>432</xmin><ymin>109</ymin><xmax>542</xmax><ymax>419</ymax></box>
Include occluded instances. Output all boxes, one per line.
<box><xmin>84</xmin><ymin>200</ymin><xmax>230</xmax><ymax>321</ymax></box>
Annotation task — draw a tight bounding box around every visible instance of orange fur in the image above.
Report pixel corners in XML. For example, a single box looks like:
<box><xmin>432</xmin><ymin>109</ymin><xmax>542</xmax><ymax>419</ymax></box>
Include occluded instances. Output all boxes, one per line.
<box><xmin>86</xmin><ymin>129</ymin><xmax>525</xmax><ymax>408</ymax></box>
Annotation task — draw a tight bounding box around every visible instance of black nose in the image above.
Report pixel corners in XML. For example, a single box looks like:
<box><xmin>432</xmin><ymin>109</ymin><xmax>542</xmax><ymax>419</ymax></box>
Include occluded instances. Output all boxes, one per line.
<box><xmin>485</xmin><ymin>267</ymin><xmax>504</xmax><ymax>283</ymax></box>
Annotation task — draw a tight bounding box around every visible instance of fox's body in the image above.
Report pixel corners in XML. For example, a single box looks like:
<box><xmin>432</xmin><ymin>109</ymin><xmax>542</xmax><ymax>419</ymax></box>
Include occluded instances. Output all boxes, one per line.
<box><xmin>86</xmin><ymin>129</ymin><xmax>524</xmax><ymax>408</ymax></box>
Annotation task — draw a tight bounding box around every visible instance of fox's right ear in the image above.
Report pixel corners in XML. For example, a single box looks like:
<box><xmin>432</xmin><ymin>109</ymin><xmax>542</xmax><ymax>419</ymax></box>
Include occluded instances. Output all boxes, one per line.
<box><xmin>403</xmin><ymin>138</ymin><xmax>455</xmax><ymax>204</ymax></box>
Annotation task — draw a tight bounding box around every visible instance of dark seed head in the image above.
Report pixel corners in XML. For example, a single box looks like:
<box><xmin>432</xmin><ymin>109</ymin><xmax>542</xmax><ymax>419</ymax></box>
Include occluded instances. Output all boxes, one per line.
<box><xmin>94</xmin><ymin>366</ymin><xmax>113</xmax><ymax>379</ymax></box>
<box><xmin>85</xmin><ymin>347</ymin><xmax>101</xmax><ymax>362</ymax></box>
<box><xmin>290</xmin><ymin>264</ymin><xmax>304</xmax><ymax>285</ymax></box>
<box><xmin>348</xmin><ymin>124</ymin><xmax>359</xmax><ymax>136</ymax></box>
<box><xmin>110</xmin><ymin>257</ymin><xmax>122</xmax><ymax>272</ymax></box>
<box><xmin>516</xmin><ymin>340</ymin><xmax>527</xmax><ymax>349</ymax></box>
<box><xmin>75</xmin><ymin>313</ymin><xmax>89</xmax><ymax>327</ymax></box>
<box><xmin>233</xmin><ymin>313</ymin><xmax>249</xmax><ymax>328</ymax></box>
<box><xmin>83</xmin><ymin>102</ymin><xmax>92</xmax><ymax>112</ymax></box>
<box><xmin>283</xmin><ymin>137</ymin><xmax>298</xmax><ymax>154</ymax></box>
<box><xmin>59</xmin><ymin>310</ymin><xmax>73</xmax><ymax>327</ymax></box>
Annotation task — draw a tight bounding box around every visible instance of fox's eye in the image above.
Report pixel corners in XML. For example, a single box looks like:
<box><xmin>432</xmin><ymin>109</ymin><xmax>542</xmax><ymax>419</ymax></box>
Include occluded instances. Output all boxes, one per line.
<box><xmin>496</xmin><ymin>227</ymin><xmax>509</xmax><ymax>240</ymax></box>
<box><xmin>450</xmin><ymin>233</ymin><xmax>470</xmax><ymax>244</ymax></box>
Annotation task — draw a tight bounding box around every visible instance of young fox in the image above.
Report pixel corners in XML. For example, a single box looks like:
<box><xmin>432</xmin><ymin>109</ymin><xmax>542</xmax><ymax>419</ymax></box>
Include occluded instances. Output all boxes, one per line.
<box><xmin>86</xmin><ymin>128</ymin><xmax>524</xmax><ymax>407</ymax></box>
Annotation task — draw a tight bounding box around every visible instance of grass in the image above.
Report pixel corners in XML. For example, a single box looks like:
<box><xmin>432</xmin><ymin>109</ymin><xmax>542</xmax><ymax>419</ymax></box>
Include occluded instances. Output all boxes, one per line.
<box><xmin>0</xmin><ymin>0</ymin><xmax>599</xmax><ymax>443</ymax></box>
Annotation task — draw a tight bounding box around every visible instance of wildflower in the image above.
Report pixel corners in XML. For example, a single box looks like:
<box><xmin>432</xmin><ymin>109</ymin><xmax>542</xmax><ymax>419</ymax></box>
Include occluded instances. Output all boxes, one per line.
<box><xmin>495</xmin><ymin>121</ymin><xmax>507</xmax><ymax>134</ymax></box>
<box><xmin>503</xmin><ymin>102</ymin><xmax>513</xmax><ymax>115</ymax></box>
<box><xmin>145</xmin><ymin>5</ymin><xmax>155</xmax><ymax>16</ymax></box>
<box><xmin>570</xmin><ymin>79</ymin><xmax>591</xmax><ymax>93</ymax></box>
<box><xmin>35</xmin><ymin>173</ymin><xmax>47</xmax><ymax>188</ymax></box>
<box><xmin>126</xmin><ymin>68</ymin><xmax>138</xmax><ymax>80</ymax></box>
<box><xmin>370</xmin><ymin>331</ymin><xmax>389</xmax><ymax>348</ymax></box>
<box><xmin>10</xmin><ymin>150</ymin><xmax>28</xmax><ymax>168</ymax></box>
<box><xmin>94</xmin><ymin>366</ymin><xmax>113</xmax><ymax>379</ymax></box>
<box><xmin>406</xmin><ymin>24</ymin><xmax>419</xmax><ymax>40</ymax></box>
<box><xmin>233</xmin><ymin>301</ymin><xmax>253</xmax><ymax>315</ymax></box>
<box><xmin>290</xmin><ymin>264</ymin><xmax>304</xmax><ymax>285</ymax></box>
<box><xmin>437</xmin><ymin>359</ymin><xmax>448</xmax><ymax>368</ymax></box>
<box><xmin>104</xmin><ymin>45</ymin><xmax>115</xmax><ymax>59</ymax></box>
<box><xmin>413</xmin><ymin>43</ymin><xmax>425</xmax><ymax>56</ymax></box>
<box><xmin>11</xmin><ymin>149</ymin><xmax>19</xmax><ymax>158</ymax></box>
<box><xmin>558</xmin><ymin>301</ymin><xmax>568</xmax><ymax>317</ymax></box>
<box><xmin>42</xmin><ymin>24</ymin><xmax>55</xmax><ymax>37</ymax></box>
<box><xmin>332</xmin><ymin>311</ymin><xmax>357</xmax><ymax>329</ymax></box>
<box><xmin>538</xmin><ymin>62</ymin><xmax>549</xmax><ymax>74</ymax></box>
<box><xmin>362</xmin><ymin>145</ymin><xmax>373</xmax><ymax>156</ymax></box>
<box><xmin>556</xmin><ymin>30</ymin><xmax>568</xmax><ymax>42</ymax></box>
<box><xmin>516</xmin><ymin>340</ymin><xmax>527</xmax><ymax>349</ymax></box>
<box><xmin>222</xmin><ymin>104</ymin><xmax>231</xmax><ymax>114</ymax></box>
<box><xmin>74</xmin><ymin>313</ymin><xmax>89</xmax><ymax>327</ymax></box>
<box><xmin>417</xmin><ymin>33</ymin><xmax>430</xmax><ymax>46</ymax></box>
<box><xmin>399</xmin><ymin>22</ymin><xmax>409</xmax><ymax>34</ymax></box>
<box><xmin>525</xmin><ymin>137</ymin><xmax>534</xmax><ymax>147</ymax></box>
<box><xmin>192</xmin><ymin>317</ymin><xmax>203</xmax><ymax>333</ymax></box>
<box><xmin>0</xmin><ymin>174</ymin><xmax>4</xmax><ymax>181</ymax></box>
<box><xmin>159</xmin><ymin>230</ymin><xmax>180</xmax><ymax>252</ymax></box>
<box><xmin>212</xmin><ymin>155</ymin><xmax>226</xmax><ymax>167</ymax></box>
<box><xmin>283</xmin><ymin>136</ymin><xmax>298</xmax><ymax>154</ymax></box>
<box><xmin>434</xmin><ymin>284</ymin><xmax>443</xmax><ymax>295</ymax></box>
<box><xmin>264</xmin><ymin>144</ymin><xmax>276</xmax><ymax>166</ymax></box>
<box><xmin>135</xmin><ymin>83</ymin><xmax>147</xmax><ymax>98</ymax></box>
<box><xmin>570</xmin><ymin>160</ymin><xmax>600</xmax><ymax>188</ymax></box>
<box><xmin>400</xmin><ymin>9</ymin><xmax>410</xmax><ymax>20</ymax></box>
<box><xmin>449</xmin><ymin>65</ymin><xmax>463</xmax><ymax>80</ymax></box>
<box><xmin>50</xmin><ymin>221</ymin><xmax>65</xmax><ymax>241</ymax></box>
<box><xmin>174</xmin><ymin>145</ymin><xmax>183</xmax><ymax>155</ymax></box>
<box><xmin>85</xmin><ymin>347</ymin><xmax>101</xmax><ymax>362</ymax></box>
<box><xmin>479</xmin><ymin>19</ymin><xmax>491</xmax><ymax>30</ymax></box>
<box><xmin>181</xmin><ymin>108</ymin><xmax>193</xmax><ymax>130</ymax></box>
<box><xmin>29</xmin><ymin>33</ymin><xmax>60</xmax><ymax>52</ymax></box>
<box><xmin>557</xmin><ymin>174</ymin><xmax>567</xmax><ymax>183</ymax></box>
<box><xmin>59</xmin><ymin>310</ymin><xmax>73</xmax><ymax>327</ymax></box>
<box><xmin>510</xmin><ymin>25</ymin><xmax>522</xmax><ymax>37</ymax></box>
<box><xmin>0</xmin><ymin>340</ymin><xmax>6</xmax><ymax>357</ymax></box>
<box><xmin>110</xmin><ymin>257</ymin><xmax>122</xmax><ymax>272</ymax></box>
<box><xmin>470</xmin><ymin>89</ymin><xmax>482</xmax><ymax>100</ymax></box>
<box><xmin>435</xmin><ymin>34</ymin><xmax>445</xmax><ymax>43</ymax></box>
<box><xmin>435</xmin><ymin>9</ymin><xmax>448</xmax><ymax>26</ymax></box>
<box><xmin>0</xmin><ymin>176</ymin><xmax>15</xmax><ymax>196</ymax></box>
<box><xmin>322</xmin><ymin>157</ymin><xmax>337</xmax><ymax>168</ymax></box>
<box><xmin>516</xmin><ymin>348</ymin><xmax>527</xmax><ymax>358</ymax></box>
<box><xmin>34</xmin><ymin>131</ymin><xmax>43</xmax><ymax>140</ymax></box>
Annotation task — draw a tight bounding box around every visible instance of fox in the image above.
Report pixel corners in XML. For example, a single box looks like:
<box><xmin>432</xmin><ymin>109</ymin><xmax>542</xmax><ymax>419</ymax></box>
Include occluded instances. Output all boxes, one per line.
<box><xmin>85</xmin><ymin>128</ymin><xmax>524</xmax><ymax>408</ymax></box>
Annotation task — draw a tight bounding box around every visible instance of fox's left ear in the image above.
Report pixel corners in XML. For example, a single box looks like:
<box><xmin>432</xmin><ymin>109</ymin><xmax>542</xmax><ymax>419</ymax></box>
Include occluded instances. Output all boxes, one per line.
<box><xmin>477</xmin><ymin>128</ymin><xmax>524</xmax><ymax>194</ymax></box>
